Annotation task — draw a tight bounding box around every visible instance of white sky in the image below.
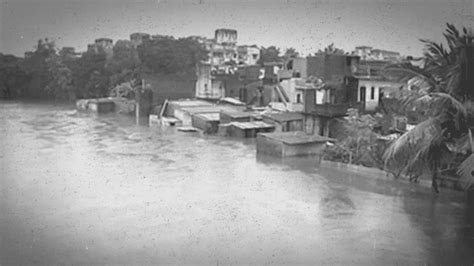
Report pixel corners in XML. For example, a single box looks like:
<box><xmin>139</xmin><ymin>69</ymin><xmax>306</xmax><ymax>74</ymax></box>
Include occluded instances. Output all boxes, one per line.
<box><xmin>1</xmin><ymin>0</ymin><xmax>473</xmax><ymax>57</ymax></box>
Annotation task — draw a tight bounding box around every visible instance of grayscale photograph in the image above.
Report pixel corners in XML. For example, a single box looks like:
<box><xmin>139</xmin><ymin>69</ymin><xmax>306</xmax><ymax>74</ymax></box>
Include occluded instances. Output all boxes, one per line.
<box><xmin>1</xmin><ymin>0</ymin><xmax>473</xmax><ymax>265</ymax></box>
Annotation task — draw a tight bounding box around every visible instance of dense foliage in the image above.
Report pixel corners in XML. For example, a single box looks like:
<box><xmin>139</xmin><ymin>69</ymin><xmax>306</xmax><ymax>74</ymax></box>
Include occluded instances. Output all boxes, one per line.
<box><xmin>0</xmin><ymin>36</ymin><xmax>207</xmax><ymax>101</ymax></box>
<box><xmin>137</xmin><ymin>36</ymin><xmax>208</xmax><ymax>75</ymax></box>
<box><xmin>323</xmin><ymin>109</ymin><xmax>386</xmax><ymax>169</ymax></box>
<box><xmin>382</xmin><ymin>24</ymin><xmax>474</xmax><ymax>192</ymax></box>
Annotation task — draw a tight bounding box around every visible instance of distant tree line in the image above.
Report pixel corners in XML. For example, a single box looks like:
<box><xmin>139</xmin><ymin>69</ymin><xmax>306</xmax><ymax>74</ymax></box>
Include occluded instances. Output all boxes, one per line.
<box><xmin>0</xmin><ymin>36</ymin><xmax>208</xmax><ymax>101</ymax></box>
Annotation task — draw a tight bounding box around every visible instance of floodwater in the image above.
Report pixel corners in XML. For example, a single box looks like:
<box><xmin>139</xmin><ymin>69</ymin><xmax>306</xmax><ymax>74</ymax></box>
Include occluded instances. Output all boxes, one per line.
<box><xmin>1</xmin><ymin>101</ymin><xmax>473</xmax><ymax>265</ymax></box>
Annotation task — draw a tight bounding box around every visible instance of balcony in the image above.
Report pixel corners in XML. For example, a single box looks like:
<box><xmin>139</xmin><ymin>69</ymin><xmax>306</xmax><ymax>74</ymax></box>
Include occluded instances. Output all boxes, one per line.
<box><xmin>311</xmin><ymin>103</ymin><xmax>349</xmax><ymax>117</ymax></box>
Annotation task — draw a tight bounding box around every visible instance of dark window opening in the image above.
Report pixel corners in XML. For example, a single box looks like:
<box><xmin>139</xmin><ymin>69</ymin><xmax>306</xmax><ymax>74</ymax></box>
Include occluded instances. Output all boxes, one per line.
<box><xmin>371</xmin><ymin>87</ymin><xmax>375</xmax><ymax>100</ymax></box>
<box><xmin>296</xmin><ymin>94</ymin><xmax>301</xmax><ymax>103</ymax></box>
<box><xmin>360</xmin><ymin>86</ymin><xmax>366</xmax><ymax>101</ymax></box>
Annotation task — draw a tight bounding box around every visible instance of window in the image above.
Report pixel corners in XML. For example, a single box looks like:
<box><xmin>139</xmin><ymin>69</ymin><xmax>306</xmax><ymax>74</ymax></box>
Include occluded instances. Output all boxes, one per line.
<box><xmin>296</xmin><ymin>94</ymin><xmax>301</xmax><ymax>103</ymax></box>
<box><xmin>359</xmin><ymin>86</ymin><xmax>366</xmax><ymax>101</ymax></box>
<box><xmin>371</xmin><ymin>86</ymin><xmax>375</xmax><ymax>100</ymax></box>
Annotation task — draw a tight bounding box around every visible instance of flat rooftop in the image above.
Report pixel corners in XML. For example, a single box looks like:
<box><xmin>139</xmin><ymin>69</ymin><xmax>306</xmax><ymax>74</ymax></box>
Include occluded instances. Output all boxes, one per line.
<box><xmin>258</xmin><ymin>131</ymin><xmax>333</xmax><ymax>145</ymax></box>
<box><xmin>221</xmin><ymin>110</ymin><xmax>257</xmax><ymax>118</ymax></box>
<box><xmin>262</xmin><ymin>112</ymin><xmax>304</xmax><ymax>122</ymax></box>
<box><xmin>168</xmin><ymin>99</ymin><xmax>213</xmax><ymax>108</ymax></box>
<box><xmin>194</xmin><ymin>113</ymin><xmax>221</xmax><ymax>121</ymax></box>
<box><xmin>230</xmin><ymin>121</ymin><xmax>274</xmax><ymax>130</ymax></box>
<box><xmin>181</xmin><ymin>105</ymin><xmax>244</xmax><ymax>115</ymax></box>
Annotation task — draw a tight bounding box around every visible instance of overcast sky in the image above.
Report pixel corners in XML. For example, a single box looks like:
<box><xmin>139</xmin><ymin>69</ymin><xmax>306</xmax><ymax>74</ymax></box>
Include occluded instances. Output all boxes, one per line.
<box><xmin>0</xmin><ymin>0</ymin><xmax>472</xmax><ymax>57</ymax></box>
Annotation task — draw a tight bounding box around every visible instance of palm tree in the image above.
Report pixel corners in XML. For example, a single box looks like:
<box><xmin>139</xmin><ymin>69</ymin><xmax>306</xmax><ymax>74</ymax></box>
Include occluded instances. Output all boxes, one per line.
<box><xmin>382</xmin><ymin>24</ymin><xmax>474</xmax><ymax>192</ymax></box>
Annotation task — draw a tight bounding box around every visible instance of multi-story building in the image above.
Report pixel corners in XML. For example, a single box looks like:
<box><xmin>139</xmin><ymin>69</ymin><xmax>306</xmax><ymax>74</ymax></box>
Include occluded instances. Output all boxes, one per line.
<box><xmin>195</xmin><ymin>29</ymin><xmax>262</xmax><ymax>100</ymax></box>
<box><xmin>87</xmin><ymin>38</ymin><xmax>114</xmax><ymax>58</ymax></box>
<box><xmin>237</xmin><ymin>45</ymin><xmax>261</xmax><ymax>65</ymax></box>
<box><xmin>130</xmin><ymin>32</ymin><xmax>150</xmax><ymax>47</ymax></box>
<box><xmin>210</xmin><ymin>29</ymin><xmax>238</xmax><ymax>68</ymax></box>
<box><xmin>354</xmin><ymin>46</ymin><xmax>373</xmax><ymax>60</ymax></box>
<box><xmin>290</xmin><ymin>54</ymin><xmax>360</xmax><ymax>84</ymax></box>
<box><xmin>95</xmin><ymin>38</ymin><xmax>113</xmax><ymax>51</ymax></box>
<box><xmin>353</xmin><ymin>46</ymin><xmax>401</xmax><ymax>62</ymax></box>
<box><xmin>348</xmin><ymin>46</ymin><xmax>407</xmax><ymax>112</ymax></box>
<box><xmin>59</xmin><ymin>47</ymin><xmax>80</xmax><ymax>59</ymax></box>
<box><xmin>371</xmin><ymin>49</ymin><xmax>401</xmax><ymax>61</ymax></box>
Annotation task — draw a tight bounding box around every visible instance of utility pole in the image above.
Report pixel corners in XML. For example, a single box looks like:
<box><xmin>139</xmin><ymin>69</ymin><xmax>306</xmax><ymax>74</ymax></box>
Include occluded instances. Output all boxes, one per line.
<box><xmin>135</xmin><ymin>79</ymin><xmax>144</xmax><ymax>125</ymax></box>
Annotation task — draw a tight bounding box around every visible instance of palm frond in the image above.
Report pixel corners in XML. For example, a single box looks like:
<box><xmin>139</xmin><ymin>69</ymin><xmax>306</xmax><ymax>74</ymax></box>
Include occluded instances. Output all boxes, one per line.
<box><xmin>381</xmin><ymin>64</ymin><xmax>440</xmax><ymax>92</ymax></box>
<box><xmin>457</xmin><ymin>153</ymin><xmax>474</xmax><ymax>190</ymax></box>
<box><xmin>428</xmin><ymin>92</ymin><xmax>468</xmax><ymax>117</ymax></box>
<box><xmin>383</xmin><ymin>117</ymin><xmax>442</xmax><ymax>163</ymax></box>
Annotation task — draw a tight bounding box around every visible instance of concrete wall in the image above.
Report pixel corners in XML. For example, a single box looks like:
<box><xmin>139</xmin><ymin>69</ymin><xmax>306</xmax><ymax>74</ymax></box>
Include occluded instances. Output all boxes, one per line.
<box><xmin>357</xmin><ymin>79</ymin><xmax>384</xmax><ymax>112</ymax></box>
<box><xmin>262</xmin><ymin>118</ymin><xmax>303</xmax><ymax>133</ymax></box>
<box><xmin>220</xmin><ymin>112</ymin><xmax>251</xmax><ymax>124</ymax></box>
<box><xmin>195</xmin><ymin>64</ymin><xmax>213</xmax><ymax>99</ymax></box>
<box><xmin>306</xmin><ymin>56</ymin><xmax>325</xmax><ymax>80</ymax></box>
<box><xmin>192</xmin><ymin>115</ymin><xmax>220</xmax><ymax>134</ymax></box>
<box><xmin>256</xmin><ymin>134</ymin><xmax>325</xmax><ymax>157</ymax></box>
<box><xmin>283</xmin><ymin>142</ymin><xmax>325</xmax><ymax>157</ymax></box>
<box><xmin>324</xmin><ymin>54</ymin><xmax>349</xmax><ymax>83</ymax></box>
<box><xmin>174</xmin><ymin>109</ymin><xmax>192</xmax><ymax>126</ymax></box>
<box><xmin>288</xmin><ymin>120</ymin><xmax>303</xmax><ymax>131</ymax></box>
<box><xmin>304</xmin><ymin>114</ymin><xmax>315</xmax><ymax>134</ymax></box>
<box><xmin>256</xmin><ymin>134</ymin><xmax>284</xmax><ymax>156</ymax></box>
<box><xmin>292</xmin><ymin>58</ymin><xmax>307</xmax><ymax>79</ymax></box>
<box><xmin>229</xmin><ymin>125</ymin><xmax>274</xmax><ymax>138</ymax></box>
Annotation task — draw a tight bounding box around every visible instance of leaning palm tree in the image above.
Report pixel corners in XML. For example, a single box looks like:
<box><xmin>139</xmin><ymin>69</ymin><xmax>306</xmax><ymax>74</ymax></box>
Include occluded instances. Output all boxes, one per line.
<box><xmin>382</xmin><ymin>24</ymin><xmax>474</xmax><ymax>192</ymax></box>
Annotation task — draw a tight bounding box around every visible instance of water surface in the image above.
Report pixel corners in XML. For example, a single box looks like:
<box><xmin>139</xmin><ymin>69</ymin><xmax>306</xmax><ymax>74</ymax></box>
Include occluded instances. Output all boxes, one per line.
<box><xmin>1</xmin><ymin>102</ymin><xmax>473</xmax><ymax>265</ymax></box>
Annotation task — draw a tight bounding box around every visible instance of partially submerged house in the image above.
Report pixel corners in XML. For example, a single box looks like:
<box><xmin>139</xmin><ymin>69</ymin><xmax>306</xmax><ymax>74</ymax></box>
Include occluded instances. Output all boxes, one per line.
<box><xmin>162</xmin><ymin>99</ymin><xmax>244</xmax><ymax>126</ymax></box>
<box><xmin>192</xmin><ymin>113</ymin><xmax>221</xmax><ymax>134</ymax></box>
<box><xmin>262</xmin><ymin>112</ymin><xmax>304</xmax><ymax>132</ymax></box>
<box><xmin>220</xmin><ymin>110</ymin><xmax>254</xmax><ymax>124</ymax></box>
<box><xmin>226</xmin><ymin>121</ymin><xmax>275</xmax><ymax>138</ymax></box>
<box><xmin>256</xmin><ymin>131</ymin><xmax>333</xmax><ymax>157</ymax></box>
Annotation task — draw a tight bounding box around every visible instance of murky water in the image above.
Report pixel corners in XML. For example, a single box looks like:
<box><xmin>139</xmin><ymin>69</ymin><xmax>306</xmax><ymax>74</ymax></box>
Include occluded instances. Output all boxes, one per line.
<box><xmin>1</xmin><ymin>101</ymin><xmax>473</xmax><ymax>265</ymax></box>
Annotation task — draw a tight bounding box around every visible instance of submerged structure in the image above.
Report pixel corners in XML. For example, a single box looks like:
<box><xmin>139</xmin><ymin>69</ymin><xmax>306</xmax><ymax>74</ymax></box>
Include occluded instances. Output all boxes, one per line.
<box><xmin>256</xmin><ymin>131</ymin><xmax>332</xmax><ymax>158</ymax></box>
